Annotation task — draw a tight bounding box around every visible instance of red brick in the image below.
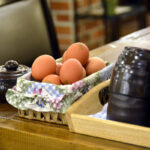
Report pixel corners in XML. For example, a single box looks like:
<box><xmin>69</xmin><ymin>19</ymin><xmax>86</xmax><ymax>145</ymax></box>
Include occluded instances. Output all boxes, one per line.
<box><xmin>91</xmin><ymin>0</ymin><xmax>100</xmax><ymax>4</ymax></box>
<box><xmin>57</xmin><ymin>15</ymin><xmax>70</xmax><ymax>21</ymax></box>
<box><xmin>85</xmin><ymin>21</ymin><xmax>99</xmax><ymax>30</ymax></box>
<box><xmin>79</xmin><ymin>34</ymin><xmax>90</xmax><ymax>43</ymax></box>
<box><xmin>58</xmin><ymin>38</ymin><xmax>72</xmax><ymax>45</ymax></box>
<box><xmin>75</xmin><ymin>0</ymin><xmax>91</xmax><ymax>9</ymax></box>
<box><xmin>50</xmin><ymin>2</ymin><xmax>69</xmax><ymax>10</ymax></box>
<box><xmin>92</xmin><ymin>30</ymin><xmax>104</xmax><ymax>38</ymax></box>
<box><xmin>75</xmin><ymin>0</ymin><xmax>84</xmax><ymax>8</ymax></box>
<box><xmin>56</xmin><ymin>26</ymin><xmax>71</xmax><ymax>34</ymax></box>
<box><xmin>83</xmin><ymin>0</ymin><xmax>91</xmax><ymax>6</ymax></box>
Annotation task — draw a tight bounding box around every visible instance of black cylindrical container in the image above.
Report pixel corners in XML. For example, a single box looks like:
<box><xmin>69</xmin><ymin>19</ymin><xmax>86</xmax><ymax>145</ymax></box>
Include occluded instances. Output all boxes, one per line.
<box><xmin>107</xmin><ymin>46</ymin><xmax>150</xmax><ymax>126</ymax></box>
<box><xmin>108</xmin><ymin>93</ymin><xmax>149</xmax><ymax>126</ymax></box>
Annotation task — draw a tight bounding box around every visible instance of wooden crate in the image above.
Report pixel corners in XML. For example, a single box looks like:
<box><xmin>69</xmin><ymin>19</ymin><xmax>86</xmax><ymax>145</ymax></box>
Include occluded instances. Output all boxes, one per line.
<box><xmin>66</xmin><ymin>80</ymin><xmax>150</xmax><ymax>148</ymax></box>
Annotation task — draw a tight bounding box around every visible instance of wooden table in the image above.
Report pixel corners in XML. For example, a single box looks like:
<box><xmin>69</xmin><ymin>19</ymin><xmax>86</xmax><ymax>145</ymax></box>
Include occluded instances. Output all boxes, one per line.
<box><xmin>1</xmin><ymin>27</ymin><xmax>150</xmax><ymax>150</ymax></box>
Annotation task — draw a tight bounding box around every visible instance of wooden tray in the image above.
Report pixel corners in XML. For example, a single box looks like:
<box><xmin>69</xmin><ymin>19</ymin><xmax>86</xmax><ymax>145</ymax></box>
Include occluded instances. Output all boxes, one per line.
<box><xmin>66</xmin><ymin>80</ymin><xmax>150</xmax><ymax>148</ymax></box>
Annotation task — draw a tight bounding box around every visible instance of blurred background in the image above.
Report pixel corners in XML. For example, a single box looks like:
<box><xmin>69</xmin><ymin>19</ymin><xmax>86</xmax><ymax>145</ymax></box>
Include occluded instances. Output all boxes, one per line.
<box><xmin>0</xmin><ymin>0</ymin><xmax>150</xmax><ymax>58</ymax></box>
<box><xmin>49</xmin><ymin>0</ymin><xmax>149</xmax><ymax>54</ymax></box>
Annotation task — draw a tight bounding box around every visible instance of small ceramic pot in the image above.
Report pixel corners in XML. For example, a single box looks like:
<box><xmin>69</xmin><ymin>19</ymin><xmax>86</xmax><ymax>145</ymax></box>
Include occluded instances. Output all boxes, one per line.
<box><xmin>0</xmin><ymin>60</ymin><xmax>30</xmax><ymax>103</ymax></box>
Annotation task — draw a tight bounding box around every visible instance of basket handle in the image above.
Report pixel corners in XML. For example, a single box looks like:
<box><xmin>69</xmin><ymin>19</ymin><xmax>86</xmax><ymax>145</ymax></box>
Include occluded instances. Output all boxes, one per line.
<box><xmin>66</xmin><ymin>79</ymin><xmax>111</xmax><ymax>115</ymax></box>
<box><xmin>97</xmin><ymin>79</ymin><xmax>110</xmax><ymax>91</ymax></box>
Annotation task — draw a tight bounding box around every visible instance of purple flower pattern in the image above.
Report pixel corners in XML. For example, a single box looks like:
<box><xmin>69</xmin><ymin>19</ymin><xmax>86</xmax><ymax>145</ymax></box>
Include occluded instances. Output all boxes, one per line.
<box><xmin>72</xmin><ymin>80</ymin><xmax>86</xmax><ymax>92</ymax></box>
<box><xmin>34</xmin><ymin>88</ymin><xmax>42</xmax><ymax>95</ymax></box>
<box><xmin>49</xmin><ymin>95</ymin><xmax>64</xmax><ymax>110</ymax></box>
<box><xmin>33</xmin><ymin>87</ymin><xmax>65</xmax><ymax>111</ymax></box>
<box><xmin>13</xmin><ymin>86</ymin><xmax>17</xmax><ymax>91</ymax></box>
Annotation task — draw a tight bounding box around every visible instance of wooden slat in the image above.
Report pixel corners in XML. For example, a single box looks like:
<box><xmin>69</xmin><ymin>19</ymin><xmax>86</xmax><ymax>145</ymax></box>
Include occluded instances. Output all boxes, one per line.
<box><xmin>0</xmin><ymin>117</ymin><xmax>149</xmax><ymax>150</ymax></box>
<box><xmin>70</xmin><ymin>113</ymin><xmax>150</xmax><ymax>148</ymax></box>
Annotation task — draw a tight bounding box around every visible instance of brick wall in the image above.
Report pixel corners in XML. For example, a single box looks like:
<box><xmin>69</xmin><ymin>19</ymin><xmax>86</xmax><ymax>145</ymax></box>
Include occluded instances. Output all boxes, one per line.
<box><xmin>49</xmin><ymin>0</ymin><xmax>105</xmax><ymax>54</ymax></box>
<box><xmin>76</xmin><ymin>19</ymin><xmax>105</xmax><ymax>49</ymax></box>
<box><xmin>75</xmin><ymin>0</ymin><xmax>105</xmax><ymax>50</ymax></box>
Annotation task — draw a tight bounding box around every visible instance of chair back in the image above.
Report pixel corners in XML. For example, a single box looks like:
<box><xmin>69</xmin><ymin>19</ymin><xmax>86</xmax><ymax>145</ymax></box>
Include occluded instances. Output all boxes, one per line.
<box><xmin>0</xmin><ymin>0</ymin><xmax>60</xmax><ymax>66</ymax></box>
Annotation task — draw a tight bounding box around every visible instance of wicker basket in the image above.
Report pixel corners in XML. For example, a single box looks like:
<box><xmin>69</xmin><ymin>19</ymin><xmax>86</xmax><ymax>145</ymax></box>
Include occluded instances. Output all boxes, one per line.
<box><xmin>6</xmin><ymin>62</ymin><xmax>114</xmax><ymax>125</ymax></box>
<box><xmin>18</xmin><ymin>109</ymin><xmax>67</xmax><ymax>124</ymax></box>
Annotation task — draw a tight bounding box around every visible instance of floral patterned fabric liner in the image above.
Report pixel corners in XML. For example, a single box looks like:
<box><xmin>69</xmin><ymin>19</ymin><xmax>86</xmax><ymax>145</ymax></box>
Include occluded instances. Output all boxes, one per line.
<box><xmin>6</xmin><ymin>64</ymin><xmax>114</xmax><ymax>114</ymax></box>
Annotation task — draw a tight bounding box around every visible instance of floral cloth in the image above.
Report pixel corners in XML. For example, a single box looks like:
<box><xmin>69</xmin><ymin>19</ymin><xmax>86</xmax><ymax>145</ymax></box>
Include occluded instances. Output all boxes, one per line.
<box><xmin>6</xmin><ymin>64</ymin><xmax>114</xmax><ymax>114</ymax></box>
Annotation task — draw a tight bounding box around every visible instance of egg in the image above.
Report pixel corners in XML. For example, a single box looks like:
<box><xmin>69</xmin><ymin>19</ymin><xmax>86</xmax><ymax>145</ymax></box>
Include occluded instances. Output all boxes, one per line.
<box><xmin>85</xmin><ymin>57</ymin><xmax>106</xmax><ymax>75</ymax></box>
<box><xmin>62</xmin><ymin>51</ymin><xmax>68</xmax><ymax>63</ymax></box>
<box><xmin>60</xmin><ymin>58</ymin><xmax>83</xmax><ymax>84</ymax></box>
<box><xmin>56</xmin><ymin>62</ymin><xmax>62</xmax><ymax>75</ymax></box>
<box><xmin>82</xmin><ymin>67</ymin><xmax>86</xmax><ymax>78</ymax></box>
<box><xmin>42</xmin><ymin>74</ymin><xmax>61</xmax><ymax>85</ymax></box>
<box><xmin>64</xmin><ymin>42</ymin><xmax>89</xmax><ymax>65</ymax></box>
<box><xmin>32</xmin><ymin>55</ymin><xmax>56</xmax><ymax>81</ymax></box>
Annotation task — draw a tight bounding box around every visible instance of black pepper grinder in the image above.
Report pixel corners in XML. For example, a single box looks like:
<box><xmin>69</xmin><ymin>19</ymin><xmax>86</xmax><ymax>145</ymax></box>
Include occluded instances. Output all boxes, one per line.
<box><xmin>107</xmin><ymin>46</ymin><xmax>150</xmax><ymax>126</ymax></box>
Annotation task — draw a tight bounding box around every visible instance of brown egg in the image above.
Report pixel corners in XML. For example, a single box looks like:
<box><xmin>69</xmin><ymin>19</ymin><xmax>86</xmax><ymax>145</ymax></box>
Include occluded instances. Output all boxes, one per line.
<box><xmin>62</xmin><ymin>51</ymin><xmax>68</xmax><ymax>63</ymax></box>
<box><xmin>56</xmin><ymin>62</ymin><xmax>62</xmax><ymax>75</ymax></box>
<box><xmin>32</xmin><ymin>55</ymin><xmax>56</xmax><ymax>81</ymax></box>
<box><xmin>86</xmin><ymin>57</ymin><xmax>106</xmax><ymax>75</ymax></box>
<box><xmin>60</xmin><ymin>58</ymin><xmax>83</xmax><ymax>84</ymax></box>
<box><xmin>42</xmin><ymin>74</ymin><xmax>61</xmax><ymax>85</ymax></box>
<box><xmin>82</xmin><ymin>67</ymin><xmax>86</xmax><ymax>79</ymax></box>
<box><xmin>64</xmin><ymin>42</ymin><xmax>89</xmax><ymax>65</ymax></box>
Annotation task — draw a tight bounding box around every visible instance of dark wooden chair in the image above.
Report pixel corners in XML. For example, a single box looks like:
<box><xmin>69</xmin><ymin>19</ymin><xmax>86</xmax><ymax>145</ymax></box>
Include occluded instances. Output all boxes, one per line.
<box><xmin>0</xmin><ymin>0</ymin><xmax>60</xmax><ymax>66</ymax></box>
<box><xmin>74</xmin><ymin>0</ymin><xmax>147</xmax><ymax>43</ymax></box>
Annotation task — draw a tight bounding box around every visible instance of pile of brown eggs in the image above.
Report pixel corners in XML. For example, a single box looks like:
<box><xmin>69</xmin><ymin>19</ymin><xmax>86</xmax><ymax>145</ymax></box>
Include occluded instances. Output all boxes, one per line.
<box><xmin>31</xmin><ymin>42</ymin><xmax>106</xmax><ymax>85</ymax></box>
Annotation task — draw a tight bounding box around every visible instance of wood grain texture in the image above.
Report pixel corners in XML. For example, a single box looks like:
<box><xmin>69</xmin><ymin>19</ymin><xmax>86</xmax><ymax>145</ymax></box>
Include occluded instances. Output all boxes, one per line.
<box><xmin>0</xmin><ymin>103</ymin><xmax>17</xmax><ymax>119</ymax></box>
<box><xmin>0</xmin><ymin>84</ymin><xmax>148</xmax><ymax>150</ymax></box>
<box><xmin>0</xmin><ymin>115</ymin><xmax>149</xmax><ymax>150</ymax></box>
<box><xmin>67</xmin><ymin>80</ymin><xmax>110</xmax><ymax>117</ymax></box>
<box><xmin>66</xmin><ymin>80</ymin><xmax>150</xmax><ymax>148</ymax></box>
<box><xmin>66</xmin><ymin>80</ymin><xmax>110</xmax><ymax>131</ymax></box>
<box><xmin>90</xmin><ymin>40</ymin><xmax>150</xmax><ymax>63</ymax></box>
<box><xmin>70</xmin><ymin>114</ymin><xmax>150</xmax><ymax>148</ymax></box>
<box><xmin>66</xmin><ymin>80</ymin><xmax>110</xmax><ymax>133</ymax></box>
